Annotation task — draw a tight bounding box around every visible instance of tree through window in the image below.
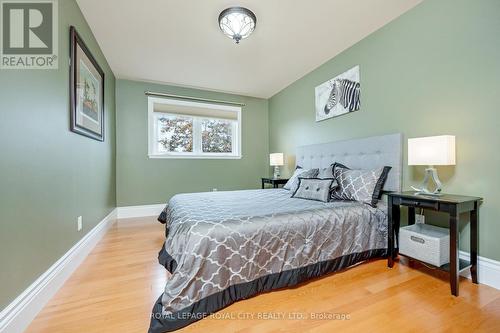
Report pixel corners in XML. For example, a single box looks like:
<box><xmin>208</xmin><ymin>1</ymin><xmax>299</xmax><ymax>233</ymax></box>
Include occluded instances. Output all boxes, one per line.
<box><xmin>201</xmin><ymin>119</ymin><xmax>232</xmax><ymax>153</ymax></box>
<box><xmin>149</xmin><ymin>97</ymin><xmax>241</xmax><ymax>158</ymax></box>
<box><xmin>157</xmin><ymin>115</ymin><xmax>193</xmax><ymax>152</ymax></box>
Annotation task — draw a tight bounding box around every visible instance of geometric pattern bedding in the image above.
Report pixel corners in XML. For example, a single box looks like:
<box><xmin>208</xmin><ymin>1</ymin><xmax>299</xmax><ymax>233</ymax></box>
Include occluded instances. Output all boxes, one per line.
<box><xmin>332</xmin><ymin>166</ymin><xmax>385</xmax><ymax>206</ymax></box>
<box><xmin>149</xmin><ymin>189</ymin><xmax>388</xmax><ymax>332</ymax></box>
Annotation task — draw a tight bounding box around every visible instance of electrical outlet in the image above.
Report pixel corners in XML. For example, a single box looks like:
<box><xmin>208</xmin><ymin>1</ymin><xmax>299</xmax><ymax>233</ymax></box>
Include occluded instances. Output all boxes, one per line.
<box><xmin>415</xmin><ymin>214</ymin><xmax>425</xmax><ymax>224</ymax></box>
<box><xmin>212</xmin><ymin>188</ymin><xmax>218</xmax><ymax>192</ymax></box>
<box><xmin>77</xmin><ymin>216</ymin><xmax>83</xmax><ymax>231</ymax></box>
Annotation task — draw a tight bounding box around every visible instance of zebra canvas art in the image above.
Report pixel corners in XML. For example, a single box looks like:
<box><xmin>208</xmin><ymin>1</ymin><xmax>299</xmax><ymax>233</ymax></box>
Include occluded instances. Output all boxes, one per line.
<box><xmin>315</xmin><ymin>65</ymin><xmax>361</xmax><ymax>122</ymax></box>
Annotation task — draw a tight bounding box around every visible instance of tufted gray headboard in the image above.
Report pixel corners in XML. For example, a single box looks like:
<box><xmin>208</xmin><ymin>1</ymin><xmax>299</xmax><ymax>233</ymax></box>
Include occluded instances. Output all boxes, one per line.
<box><xmin>296</xmin><ymin>133</ymin><xmax>403</xmax><ymax>192</ymax></box>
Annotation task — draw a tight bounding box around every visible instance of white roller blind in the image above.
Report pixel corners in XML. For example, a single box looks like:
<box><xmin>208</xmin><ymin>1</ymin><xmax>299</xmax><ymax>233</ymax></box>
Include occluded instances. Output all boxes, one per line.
<box><xmin>152</xmin><ymin>97</ymin><xmax>239</xmax><ymax>120</ymax></box>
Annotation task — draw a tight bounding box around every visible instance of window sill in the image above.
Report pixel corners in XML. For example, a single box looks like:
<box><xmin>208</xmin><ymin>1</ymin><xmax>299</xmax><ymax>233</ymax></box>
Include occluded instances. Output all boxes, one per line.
<box><xmin>148</xmin><ymin>154</ymin><xmax>242</xmax><ymax>160</ymax></box>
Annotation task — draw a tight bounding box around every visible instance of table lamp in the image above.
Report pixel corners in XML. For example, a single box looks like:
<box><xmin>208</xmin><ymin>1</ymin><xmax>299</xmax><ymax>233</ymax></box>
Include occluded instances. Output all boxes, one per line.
<box><xmin>269</xmin><ymin>153</ymin><xmax>284</xmax><ymax>179</ymax></box>
<box><xmin>408</xmin><ymin>135</ymin><xmax>456</xmax><ymax>196</ymax></box>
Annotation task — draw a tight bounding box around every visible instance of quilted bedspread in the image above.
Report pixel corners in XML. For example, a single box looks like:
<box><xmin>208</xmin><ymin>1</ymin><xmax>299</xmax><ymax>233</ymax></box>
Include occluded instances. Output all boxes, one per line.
<box><xmin>149</xmin><ymin>189</ymin><xmax>388</xmax><ymax>332</ymax></box>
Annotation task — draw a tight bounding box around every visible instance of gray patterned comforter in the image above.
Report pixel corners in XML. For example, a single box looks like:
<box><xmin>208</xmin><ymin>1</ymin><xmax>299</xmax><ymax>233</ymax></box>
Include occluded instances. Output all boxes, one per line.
<box><xmin>150</xmin><ymin>189</ymin><xmax>388</xmax><ymax>332</ymax></box>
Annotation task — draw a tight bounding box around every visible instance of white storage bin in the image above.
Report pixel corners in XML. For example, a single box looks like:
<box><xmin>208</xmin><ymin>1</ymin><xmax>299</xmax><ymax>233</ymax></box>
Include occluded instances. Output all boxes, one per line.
<box><xmin>399</xmin><ymin>224</ymin><xmax>450</xmax><ymax>267</ymax></box>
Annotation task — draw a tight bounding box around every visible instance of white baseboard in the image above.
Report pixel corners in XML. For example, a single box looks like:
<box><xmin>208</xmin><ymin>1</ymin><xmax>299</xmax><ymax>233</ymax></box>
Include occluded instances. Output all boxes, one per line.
<box><xmin>116</xmin><ymin>204</ymin><xmax>164</xmax><ymax>219</ymax></box>
<box><xmin>0</xmin><ymin>209</ymin><xmax>117</xmax><ymax>333</ymax></box>
<box><xmin>459</xmin><ymin>251</ymin><xmax>500</xmax><ymax>290</ymax></box>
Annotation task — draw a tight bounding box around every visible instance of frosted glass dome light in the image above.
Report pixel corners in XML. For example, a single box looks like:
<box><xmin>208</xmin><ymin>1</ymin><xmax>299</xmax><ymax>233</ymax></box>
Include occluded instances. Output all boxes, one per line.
<box><xmin>218</xmin><ymin>7</ymin><xmax>256</xmax><ymax>44</ymax></box>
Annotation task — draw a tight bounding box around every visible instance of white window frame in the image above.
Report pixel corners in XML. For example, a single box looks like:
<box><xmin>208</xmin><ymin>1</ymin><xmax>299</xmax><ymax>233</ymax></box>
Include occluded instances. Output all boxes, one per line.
<box><xmin>148</xmin><ymin>97</ymin><xmax>242</xmax><ymax>159</ymax></box>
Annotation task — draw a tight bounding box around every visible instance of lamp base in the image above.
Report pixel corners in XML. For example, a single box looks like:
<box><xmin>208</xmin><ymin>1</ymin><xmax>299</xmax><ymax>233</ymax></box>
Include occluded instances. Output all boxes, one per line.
<box><xmin>411</xmin><ymin>167</ymin><xmax>443</xmax><ymax>196</ymax></box>
<box><xmin>413</xmin><ymin>190</ymin><xmax>443</xmax><ymax>197</ymax></box>
<box><xmin>273</xmin><ymin>166</ymin><xmax>281</xmax><ymax>179</ymax></box>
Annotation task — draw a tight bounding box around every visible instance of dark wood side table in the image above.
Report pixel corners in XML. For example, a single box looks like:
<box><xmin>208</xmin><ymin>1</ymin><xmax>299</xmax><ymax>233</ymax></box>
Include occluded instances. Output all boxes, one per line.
<box><xmin>261</xmin><ymin>178</ymin><xmax>288</xmax><ymax>189</ymax></box>
<box><xmin>387</xmin><ymin>191</ymin><xmax>482</xmax><ymax>296</ymax></box>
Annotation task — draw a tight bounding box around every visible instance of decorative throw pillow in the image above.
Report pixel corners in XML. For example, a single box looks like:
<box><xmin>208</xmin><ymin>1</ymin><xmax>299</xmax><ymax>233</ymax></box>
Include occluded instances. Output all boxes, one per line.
<box><xmin>283</xmin><ymin>166</ymin><xmax>302</xmax><ymax>190</ymax></box>
<box><xmin>317</xmin><ymin>165</ymin><xmax>338</xmax><ymax>195</ymax></box>
<box><xmin>373</xmin><ymin>166</ymin><xmax>392</xmax><ymax>199</ymax></box>
<box><xmin>292</xmin><ymin>178</ymin><xmax>334</xmax><ymax>203</ymax></box>
<box><xmin>317</xmin><ymin>165</ymin><xmax>334</xmax><ymax>179</ymax></box>
<box><xmin>332</xmin><ymin>162</ymin><xmax>349</xmax><ymax>173</ymax></box>
<box><xmin>283</xmin><ymin>167</ymin><xmax>319</xmax><ymax>192</ymax></box>
<box><xmin>332</xmin><ymin>165</ymin><xmax>391</xmax><ymax>206</ymax></box>
<box><xmin>330</xmin><ymin>162</ymin><xmax>350</xmax><ymax>200</ymax></box>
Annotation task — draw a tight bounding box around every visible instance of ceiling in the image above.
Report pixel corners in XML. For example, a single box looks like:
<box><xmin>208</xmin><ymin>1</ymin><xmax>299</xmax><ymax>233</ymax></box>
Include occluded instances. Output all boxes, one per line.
<box><xmin>76</xmin><ymin>0</ymin><xmax>422</xmax><ymax>98</ymax></box>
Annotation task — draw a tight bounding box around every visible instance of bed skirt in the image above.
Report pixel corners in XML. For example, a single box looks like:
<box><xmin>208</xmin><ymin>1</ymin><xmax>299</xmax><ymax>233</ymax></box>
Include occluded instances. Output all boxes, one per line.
<box><xmin>158</xmin><ymin>243</ymin><xmax>177</xmax><ymax>273</ymax></box>
<box><xmin>149</xmin><ymin>248</ymin><xmax>387</xmax><ymax>333</ymax></box>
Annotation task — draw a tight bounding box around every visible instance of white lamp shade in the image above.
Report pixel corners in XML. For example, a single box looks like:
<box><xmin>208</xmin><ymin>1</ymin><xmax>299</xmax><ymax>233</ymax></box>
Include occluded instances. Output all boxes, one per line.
<box><xmin>269</xmin><ymin>153</ymin><xmax>284</xmax><ymax>166</ymax></box>
<box><xmin>408</xmin><ymin>135</ymin><xmax>456</xmax><ymax>166</ymax></box>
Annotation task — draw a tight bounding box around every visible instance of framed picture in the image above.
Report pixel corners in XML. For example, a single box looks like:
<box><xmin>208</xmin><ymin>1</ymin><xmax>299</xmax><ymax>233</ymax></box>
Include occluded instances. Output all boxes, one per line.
<box><xmin>315</xmin><ymin>65</ymin><xmax>360</xmax><ymax>122</ymax></box>
<box><xmin>70</xmin><ymin>26</ymin><xmax>105</xmax><ymax>141</ymax></box>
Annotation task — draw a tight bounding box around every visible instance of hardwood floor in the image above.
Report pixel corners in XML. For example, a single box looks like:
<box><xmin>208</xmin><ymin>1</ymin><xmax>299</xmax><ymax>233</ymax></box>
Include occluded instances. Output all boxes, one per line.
<box><xmin>27</xmin><ymin>217</ymin><xmax>500</xmax><ymax>333</ymax></box>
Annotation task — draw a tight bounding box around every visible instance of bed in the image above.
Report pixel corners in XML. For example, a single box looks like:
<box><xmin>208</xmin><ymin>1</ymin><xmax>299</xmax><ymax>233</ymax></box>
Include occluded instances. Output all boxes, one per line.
<box><xmin>149</xmin><ymin>133</ymin><xmax>403</xmax><ymax>333</ymax></box>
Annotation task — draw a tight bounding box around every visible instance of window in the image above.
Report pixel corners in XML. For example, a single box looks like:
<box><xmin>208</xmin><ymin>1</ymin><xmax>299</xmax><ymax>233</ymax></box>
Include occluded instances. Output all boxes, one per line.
<box><xmin>148</xmin><ymin>97</ymin><xmax>241</xmax><ymax>159</ymax></box>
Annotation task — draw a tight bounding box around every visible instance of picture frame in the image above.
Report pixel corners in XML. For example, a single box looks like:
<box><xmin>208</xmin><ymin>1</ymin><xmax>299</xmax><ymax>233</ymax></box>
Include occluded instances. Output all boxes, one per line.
<box><xmin>70</xmin><ymin>26</ymin><xmax>105</xmax><ymax>141</ymax></box>
<box><xmin>315</xmin><ymin>65</ymin><xmax>360</xmax><ymax>122</ymax></box>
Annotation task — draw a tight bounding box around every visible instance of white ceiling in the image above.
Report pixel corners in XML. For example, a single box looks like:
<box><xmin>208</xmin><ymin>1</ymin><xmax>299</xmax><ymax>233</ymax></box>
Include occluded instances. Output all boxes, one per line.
<box><xmin>77</xmin><ymin>0</ymin><xmax>422</xmax><ymax>98</ymax></box>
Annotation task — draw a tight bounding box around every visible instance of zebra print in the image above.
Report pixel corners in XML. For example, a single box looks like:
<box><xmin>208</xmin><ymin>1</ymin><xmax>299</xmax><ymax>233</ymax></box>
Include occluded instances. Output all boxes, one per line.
<box><xmin>324</xmin><ymin>79</ymin><xmax>360</xmax><ymax>114</ymax></box>
<box><xmin>323</xmin><ymin>81</ymin><xmax>338</xmax><ymax>114</ymax></box>
<box><xmin>339</xmin><ymin>79</ymin><xmax>360</xmax><ymax>111</ymax></box>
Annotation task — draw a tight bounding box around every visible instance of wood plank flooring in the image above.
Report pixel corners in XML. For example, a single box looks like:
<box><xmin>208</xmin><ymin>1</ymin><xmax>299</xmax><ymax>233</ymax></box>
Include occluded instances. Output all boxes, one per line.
<box><xmin>27</xmin><ymin>217</ymin><xmax>500</xmax><ymax>333</ymax></box>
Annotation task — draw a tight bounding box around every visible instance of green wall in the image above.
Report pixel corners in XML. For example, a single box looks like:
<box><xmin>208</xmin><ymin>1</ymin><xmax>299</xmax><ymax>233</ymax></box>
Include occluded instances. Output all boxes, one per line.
<box><xmin>0</xmin><ymin>0</ymin><xmax>116</xmax><ymax>309</ymax></box>
<box><xmin>269</xmin><ymin>0</ymin><xmax>500</xmax><ymax>261</ymax></box>
<box><xmin>116</xmin><ymin>79</ymin><xmax>269</xmax><ymax>206</ymax></box>
<box><xmin>1</xmin><ymin>0</ymin><xmax>499</xmax><ymax>312</ymax></box>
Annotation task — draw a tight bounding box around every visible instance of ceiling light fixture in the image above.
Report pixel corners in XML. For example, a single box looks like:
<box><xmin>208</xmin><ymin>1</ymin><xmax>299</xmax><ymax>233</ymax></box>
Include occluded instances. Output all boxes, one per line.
<box><xmin>218</xmin><ymin>7</ymin><xmax>256</xmax><ymax>44</ymax></box>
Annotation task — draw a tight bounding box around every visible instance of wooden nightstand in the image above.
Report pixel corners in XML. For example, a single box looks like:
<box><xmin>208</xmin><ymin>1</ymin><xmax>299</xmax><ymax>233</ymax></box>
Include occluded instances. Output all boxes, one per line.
<box><xmin>261</xmin><ymin>178</ymin><xmax>289</xmax><ymax>189</ymax></box>
<box><xmin>387</xmin><ymin>191</ymin><xmax>482</xmax><ymax>296</ymax></box>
